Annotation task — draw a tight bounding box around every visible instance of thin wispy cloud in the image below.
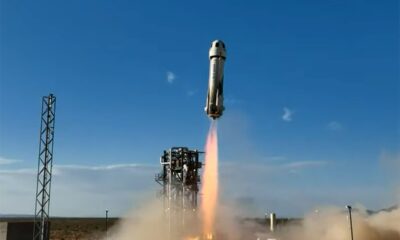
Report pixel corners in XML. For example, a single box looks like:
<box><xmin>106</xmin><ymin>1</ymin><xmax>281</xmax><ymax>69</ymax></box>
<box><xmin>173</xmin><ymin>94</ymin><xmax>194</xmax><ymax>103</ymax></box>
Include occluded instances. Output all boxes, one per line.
<box><xmin>282</xmin><ymin>107</ymin><xmax>294</xmax><ymax>122</ymax></box>
<box><xmin>0</xmin><ymin>159</ymin><xmax>359</xmax><ymax>218</ymax></box>
<box><xmin>327</xmin><ymin>121</ymin><xmax>343</xmax><ymax>131</ymax></box>
<box><xmin>166</xmin><ymin>71</ymin><xmax>176</xmax><ymax>84</ymax></box>
<box><xmin>380</xmin><ymin>150</ymin><xmax>400</xmax><ymax>172</ymax></box>
<box><xmin>218</xmin><ymin>159</ymin><xmax>333</xmax><ymax>215</ymax></box>
<box><xmin>225</xmin><ymin>97</ymin><xmax>243</xmax><ymax>106</ymax></box>
<box><xmin>280</xmin><ymin>160</ymin><xmax>328</xmax><ymax>169</ymax></box>
<box><xmin>0</xmin><ymin>163</ymin><xmax>157</xmax><ymax>175</ymax></box>
<box><xmin>187</xmin><ymin>90</ymin><xmax>197</xmax><ymax>96</ymax></box>
<box><xmin>220</xmin><ymin>160</ymin><xmax>328</xmax><ymax>174</ymax></box>
<box><xmin>0</xmin><ymin>162</ymin><xmax>159</xmax><ymax>216</ymax></box>
<box><xmin>264</xmin><ymin>155</ymin><xmax>286</xmax><ymax>162</ymax></box>
<box><xmin>54</xmin><ymin>163</ymin><xmax>157</xmax><ymax>171</ymax></box>
<box><xmin>0</xmin><ymin>156</ymin><xmax>21</xmax><ymax>165</ymax></box>
<box><xmin>0</xmin><ymin>168</ymin><xmax>35</xmax><ymax>174</ymax></box>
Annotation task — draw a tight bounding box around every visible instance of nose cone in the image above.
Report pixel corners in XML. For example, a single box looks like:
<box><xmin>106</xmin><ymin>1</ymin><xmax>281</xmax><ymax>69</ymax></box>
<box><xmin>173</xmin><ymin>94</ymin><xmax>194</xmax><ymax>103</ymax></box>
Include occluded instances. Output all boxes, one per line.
<box><xmin>209</xmin><ymin>40</ymin><xmax>226</xmax><ymax>59</ymax></box>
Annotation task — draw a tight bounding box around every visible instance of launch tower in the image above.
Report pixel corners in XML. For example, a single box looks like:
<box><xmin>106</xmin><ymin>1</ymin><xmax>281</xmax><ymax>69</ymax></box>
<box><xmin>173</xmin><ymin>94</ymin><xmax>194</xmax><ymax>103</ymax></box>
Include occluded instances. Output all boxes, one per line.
<box><xmin>33</xmin><ymin>94</ymin><xmax>56</xmax><ymax>240</ymax></box>
<box><xmin>155</xmin><ymin>147</ymin><xmax>203</xmax><ymax>239</ymax></box>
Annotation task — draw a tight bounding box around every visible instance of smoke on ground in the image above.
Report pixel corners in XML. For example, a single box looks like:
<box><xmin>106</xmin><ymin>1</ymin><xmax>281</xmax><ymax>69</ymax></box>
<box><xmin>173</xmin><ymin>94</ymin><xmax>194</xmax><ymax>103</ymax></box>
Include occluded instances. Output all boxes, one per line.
<box><xmin>103</xmin><ymin>200</ymin><xmax>399</xmax><ymax>240</ymax></box>
<box><xmin>275</xmin><ymin>206</ymin><xmax>400</xmax><ymax>240</ymax></box>
<box><xmin>104</xmin><ymin>200</ymin><xmax>167</xmax><ymax>240</ymax></box>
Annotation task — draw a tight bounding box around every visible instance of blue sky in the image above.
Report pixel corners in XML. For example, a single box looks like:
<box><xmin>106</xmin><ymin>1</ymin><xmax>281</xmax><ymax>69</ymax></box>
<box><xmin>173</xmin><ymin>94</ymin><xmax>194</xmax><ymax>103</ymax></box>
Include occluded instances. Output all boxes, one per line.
<box><xmin>0</xmin><ymin>0</ymin><xmax>399</xmax><ymax>217</ymax></box>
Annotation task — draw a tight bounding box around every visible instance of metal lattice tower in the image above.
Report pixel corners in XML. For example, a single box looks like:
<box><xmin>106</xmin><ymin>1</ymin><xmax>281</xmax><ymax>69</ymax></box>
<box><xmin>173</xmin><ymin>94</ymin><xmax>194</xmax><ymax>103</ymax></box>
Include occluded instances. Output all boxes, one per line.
<box><xmin>155</xmin><ymin>147</ymin><xmax>203</xmax><ymax>239</ymax></box>
<box><xmin>33</xmin><ymin>94</ymin><xmax>56</xmax><ymax>240</ymax></box>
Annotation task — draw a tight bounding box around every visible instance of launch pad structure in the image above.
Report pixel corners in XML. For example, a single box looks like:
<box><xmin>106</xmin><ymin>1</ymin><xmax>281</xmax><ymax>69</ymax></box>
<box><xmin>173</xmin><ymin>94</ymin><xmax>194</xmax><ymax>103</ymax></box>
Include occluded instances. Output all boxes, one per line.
<box><xmin>155</xmin><ymin>147</ymin><xmax>203</xmax><ymax>239</ymax></box>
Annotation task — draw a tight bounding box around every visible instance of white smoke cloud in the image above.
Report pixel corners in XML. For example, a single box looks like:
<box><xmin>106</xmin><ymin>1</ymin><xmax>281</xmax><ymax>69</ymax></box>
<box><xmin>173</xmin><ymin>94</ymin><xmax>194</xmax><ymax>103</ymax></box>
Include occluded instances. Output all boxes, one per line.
<box><xmin>282</xmin><ymin>107</ymin><xmax>294</xmax><ymax>122</ymax></box>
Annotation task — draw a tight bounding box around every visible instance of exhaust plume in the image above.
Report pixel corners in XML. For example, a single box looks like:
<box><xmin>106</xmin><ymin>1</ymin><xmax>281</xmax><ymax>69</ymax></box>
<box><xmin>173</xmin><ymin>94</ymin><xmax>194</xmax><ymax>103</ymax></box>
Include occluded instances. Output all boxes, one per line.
<box><xmin>201</xmin><ymin>121</ymin><xmax>219</xmax><ymax>235</ymax></box>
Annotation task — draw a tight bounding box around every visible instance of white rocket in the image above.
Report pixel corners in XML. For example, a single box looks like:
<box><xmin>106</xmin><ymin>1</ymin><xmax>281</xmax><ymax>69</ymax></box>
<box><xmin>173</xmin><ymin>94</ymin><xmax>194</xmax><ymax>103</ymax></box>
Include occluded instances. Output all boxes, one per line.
<box><xmin>205</xmin><ymin>40</ymin><xmax>226</xmax><ymax>119</ymax></box>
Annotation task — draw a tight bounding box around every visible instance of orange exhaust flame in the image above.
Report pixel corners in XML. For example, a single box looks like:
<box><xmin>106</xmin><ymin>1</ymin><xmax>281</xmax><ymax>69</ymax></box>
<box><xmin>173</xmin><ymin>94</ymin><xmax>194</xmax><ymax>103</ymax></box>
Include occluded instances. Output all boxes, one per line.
<box><xmin>201</xmin><ymin>121</ymin><xmax>219</xmax><ymax>236</ymax></box>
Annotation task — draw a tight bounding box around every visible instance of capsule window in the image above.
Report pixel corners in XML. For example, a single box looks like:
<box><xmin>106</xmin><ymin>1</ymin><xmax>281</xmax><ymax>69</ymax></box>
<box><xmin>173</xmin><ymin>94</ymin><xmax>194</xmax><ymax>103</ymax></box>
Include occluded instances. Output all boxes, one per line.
<box><xmin>215</xmin><ymin>42</ymin><xmax>219</xmax><ymax>47</ymax></box>
<box><xmin>222</xmin><ymin>43</ymin><xmax>225</xmax><ymax>48</ymax></box>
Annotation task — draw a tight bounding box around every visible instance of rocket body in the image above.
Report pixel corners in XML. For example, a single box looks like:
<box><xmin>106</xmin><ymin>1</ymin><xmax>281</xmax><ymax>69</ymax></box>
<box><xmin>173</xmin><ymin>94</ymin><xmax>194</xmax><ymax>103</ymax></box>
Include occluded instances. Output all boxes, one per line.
<box><xmin>205</xmin><ymin>40</ymin><xmax>226</xmax><ymax>119</ymax></box>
